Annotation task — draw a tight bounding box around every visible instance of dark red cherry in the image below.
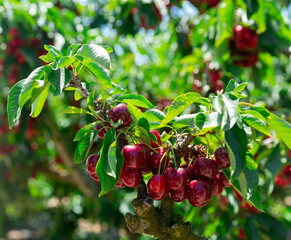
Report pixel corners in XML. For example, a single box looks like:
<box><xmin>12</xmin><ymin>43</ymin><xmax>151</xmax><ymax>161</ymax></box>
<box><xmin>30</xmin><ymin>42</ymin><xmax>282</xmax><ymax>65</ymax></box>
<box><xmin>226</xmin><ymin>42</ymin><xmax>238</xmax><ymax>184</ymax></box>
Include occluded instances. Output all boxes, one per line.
<box><xmin>215</xmin><ymin>147</ymin><xmax>230</xmax><ymax>168</ymax></box>
<box><xmin>170</xmin><ymin>187</ymin><xmax>188</xmax><ymax>202</ymax></box>
<box><xmin>122</xmin><ymin>145</ymin><xmax>146</xmax><ymax>169</ymax></box>
<box><xmin>164</xmin><ymin>167</ymin><xmax>189</xmax><ymax>190</ymax></box>
<box><xmin>150</xmin><ymin>148</ymin><xmax>167</xmax><ymax>169</ymax></box>
<box><xmin>90</xmin><ymin>171</ymin><xmax>100</xmax><ymax>181</ymax></box>
<box><xmin>94</xmin><ymin>123</ymin><xmax>107</xmax><ymax>139</ymax></box>
<box><xmin>150</xmin><ymin>130</ymin><xmax>162</xmax><ymax>148</ymax></box>
<box><xmin>233</xmin><ymin>25</ymin><xmax>258</xmax><ymax>51</ymax></box>
<box><xmin>135</xmin><ymin>142</ymin><xmax>151</xmax><ymax>159</ymax></box>
<box><xmin>193</xmin><ymin>157</ymin><xmax>218</xmax><ymax>180</ymax></box>
<box><xmin>147</xmin><ymin>182</ymin><xmax>170</xmax><ymax>200</ymax></box>
<box><xmin>122</xmin><ymin>167</ymin><xmax>141</xmax><ymax>188</ymax></box>
<box><xmin>218</xmin><ymin>170</ymin><xmax>231</xmax><ymax>188</ymax></box>
<box><xmin>213</xmin><ymin>176</ymin><xmax>224</xmax><ymax>195</ymax></box>
<box><xmin>149</xmin><ymin>174</ymin><xmax>166</xmax><ymax>193</ymax></box>
<box><xmin>140</xmin><ymin>161</ymin><xmax>152</xmax><ymax>174</ymax></box>
<box><xmin>187</xmin><ymin>180</ymin><xmax>213</xmax><ymax>207</ymax></box>
<box><xmin>115</xmin><ymin>177</ymin><xmax>126</xmax><ymax>188</ymax></box>
<box><xmin>108</xmin><ymin>103</ymin><xmax>132</xmax><ymax>126</ymax></box>
<box><xmin>86</xmin><ymin>154</ymin><xmax>100</xmax><ymax>174</ymax></box>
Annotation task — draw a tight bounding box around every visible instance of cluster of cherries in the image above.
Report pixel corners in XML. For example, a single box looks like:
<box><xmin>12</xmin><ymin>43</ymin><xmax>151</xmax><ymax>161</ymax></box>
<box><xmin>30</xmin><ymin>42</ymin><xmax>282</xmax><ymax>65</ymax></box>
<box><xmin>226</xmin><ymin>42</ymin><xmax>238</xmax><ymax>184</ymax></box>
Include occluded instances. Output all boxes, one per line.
<box><xmin>275</xmin><ymin>164</ymin><xmax>291</xmax><ymax>187</ymax></box>
<box><xmin>230</xmin><ymin>25</ymin><xmax>259</xmax><ymax>68</ymax></box>
<box><xmin>85</xmin><ymin>103</ymin><xmax>233</xmax><ymax>207</ymax></box>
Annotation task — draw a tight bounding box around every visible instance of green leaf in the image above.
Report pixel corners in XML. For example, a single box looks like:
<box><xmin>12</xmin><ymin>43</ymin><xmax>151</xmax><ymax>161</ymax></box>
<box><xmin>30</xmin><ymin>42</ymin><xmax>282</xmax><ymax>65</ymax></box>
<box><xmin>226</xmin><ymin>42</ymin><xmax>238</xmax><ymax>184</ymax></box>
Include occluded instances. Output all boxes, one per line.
<box><xmin>251</xmin><ymin>0</ymin><xmax>266</xmax><ymax>33</ymax></box>
<box><xmin>239</xmin><ymin>110</ymin><xmax>266</xmax><ymax>122</ymax></box>
<box><xmin>267</xmin><ymin>113</ymin><xmax>291</xmax><ymax>149</ymax></box>
<box><xmin>136</xmin><ymin>127</ymin><xmax>151</xmax><ymax>145</ymax></box>
<box><xmin>44</xmin><ymin>45</ymin><xmax>63</xmax><ymax>56</ymax></box>
<box><xmin>68</xmin><ymin>43</ymin><xmax>81</xmax><ymax>56</ymax></box>
<box><xmin>47</xmin><ymin>67</ymin><xmax>71</xmax><ymax>96</ymax></box>
<box><xmin>73</xmin><ymin>122</ymin><xmax>99</xmax><ymax>142</ymax></box>
<box><xmin>234</xmin><ymin>82</ymin><xmax>248</xmax><ymax>93</ymax></box>
<box><xmin>83</xmin><ymin>62</ymin><xmax>112</xmax><ymax>89</ymax></box>
<box><xmin>117</xmin><ymin>94</ymin><xmax>154</xmax><ymax>109</ymax></box>
<box><xmin>210</xmin><ymin>95</ymin><xmax>223</xmax><ymax>114</ymax></box>
<box><xmin>74</xmin><ymin>131</ymin><xmax>97</xmax><ymax>163</ymax></box>
<box><xmin>30</xmin><ymin>82</ymin><xmax>50</xmax><ymax>117</ymax></box>
<box><xmin>138</xmin><ymin>118</ymin><xmax>150</xmax><ymax>132</ymax></box>
<box><xmin>242</xmin><ymin>114</ymin><xmax>271</xmax><ymax>136</ymax></box>
<box><xmin>225</xmin><ymin>123</ymin><xmax>248</xmax><ymax>178</ymax></box>
<box><xmin>195</xmin><ymin>112</ymin><xmax>222</xmax><ymax>135</ymax></box>
<box><xmin>7</xmin><ymin>80</ymin><xmax>25</xmax><ymax>129</ymax></box>
<box><xmin>58</xmin><ymin>106</ymin><xmax>92</xmax><ymax>115</ymax></box>
<box><xmin>144</xmin><ymin>109</ymin><xmax>165</xmax><ymax>122</ymax></box>
<box><xmin>244</xmin><ymin>152</ymin><xmax>259</xmax><ymax>199</ymax></box>
<box><xmin>52</xmin><ymin>56</ymin><xmax>74</xmax><ymax>70</ymax></box>
<box><xmin>97</xmin><ymin>129</ymin><xmax>124</xmax><ymax>196</ymax></box>
<box><xmin>225</xmin><ymin>79</ymin><xmax>239</xmax><ymax>92</ymax></box>
<box><xmin>159</xmin><ymin>92</ymin><xmax>201</xmax><ymax>128</ymax></box>
<box><xmin>127</xmin><ymin>103</ymin><xmax>145</xmax><ymax>123</ymax></box>
<box><xmin>76</xmin><ymin>44</ymin><xmax>112</xmax><ymax>69</ymax></box>
<box><xmin>101</xmin><ymin>45</ymin><xmax>114</xmax><ymax>53</ymax></box>
<box><xmin>172</xmin><ymin>114</ymin><xmax>197</xmax><ymax>129</ymax></box>
<box><xmin>74</xmin><ymin>89</ymin><xmax>83</xmax><ymax>101</ymax></box>
<box><xmin>107</xmin><ymin>141</ymin><xmax>118</xmax><ymax>178</ymax></box>
<box><xmin>221</xmin><ymin>93</ymin><xmax>239</xmax><ymax>131</ymax></box>
<box><xmin>87</xmin><ymin>90</ymin><xmax>95</xmax><ymax>112</ymax></box>
<box><xmin>249</xmin><ymin>189</ymin><xmax>263</xmax><ymax>211</ymax></box>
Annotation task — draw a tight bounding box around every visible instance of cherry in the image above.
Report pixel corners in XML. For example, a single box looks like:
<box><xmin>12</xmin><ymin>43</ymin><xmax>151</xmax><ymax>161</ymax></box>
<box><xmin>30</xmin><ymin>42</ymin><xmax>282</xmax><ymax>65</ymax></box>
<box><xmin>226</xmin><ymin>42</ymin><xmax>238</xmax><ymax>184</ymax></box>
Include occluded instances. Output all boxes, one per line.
<box><xmin>150</xmin><ymin>130</ymin><xmax>162</xmax><ymax>148</ymax></box>
<box><xmin>170</xmin><ymin>187</ymin><xmax>188</xmax><ymax>202</ymax></box>
<box><xmin>108</xmin><ymin>103</ymin><xmax>132</xmax><ymax>126</ymax></box>
<box><xmin>147</xmin><ymin>182</ymin><xmax>170</xmax><ymax>200</ymax></box>
<box><xmin>193</xmin><ymin>157</ymin><xmax>218</xmax><ymax>180</ymax></box>
<box><xmin>275</xmin><ymin>176</ymin><xmax>287</xmax><ymax>186</ymax></box>
<box><xmin>232</xmin><ymin>52</ymin><xmax>258</xmax><ymax>68</ymax></box>
<box><xmin>238</xmin><ymin>228</ymin><xmax>247</xmax><ymax>240</ymax></box>
<box><xmin>233</xmin><ymin>25</ymin><xmax>258</xmax><ymax>51</ymax></box>
<box><xmin>86</xmin><ymin>154</ymin><xmax>100</xmax><ymax>174</ymax></box>
<box><xmin>164</xmin><ymin>167</ymin><xmax>189</xmax><ymax>190</ymax></box>
<box><xmin>188</xmin><ymin>180</ymin><xmax>213</xmax><ymax>207</ymax></box>
<box><xmin>218</xmin><ymin>170</ymin><xmax>231</xmax><ymax>188</ymax></box>
<box><xmin>150</xmin><ymin>148</ymin><xmax>167</xmax><ymax>169</ymax></box>
<box><xmin>135</xmin><ymin>142</ymin><xmax>151</xmax><ymax>159</ymax></box>
<box><xmin>122</xmin><ymin>145</ymin><xmax>146</xmax><ymax>169</ymax></box>
<box><xmin>94</xmin><ymin>123</ymin><xmax>107</xmax><ymax>139</ymax></box>
<box><xmin>212</xmin><ymin>176</ymin><xmax>224</xmax><ymax>195</ymax></box>
<box><xmin>90</xmin><ymin>171</ymin><xmax>100</xmax><ymax>181</ymax></box>
<box><xmin>149</xmin><ymin>174</ymin><xmax>166</xmax><ymax>192</ymax></box>
<box><xmin>193</xmin><ymin>79</ymin><xmax>202</xmax><ymax>94</ymax></box>
<box><xmin>215</xmin><ymin>147</ymin><xmax>230</xmax><ymax>168</ymax></box>
<box><xmin>115</xmin><ymin>178</ymin><xmax>126</xmax><ymax>188</ymax></box>
<box><xmin>122</xmin><ymin>167</ymin><xmax>141</xmax><ymax>188</ymax></box>
<box><xmin>180</xmin><ymin>164</ymin><xmax>197</xmax><ymax>181</ymax></box>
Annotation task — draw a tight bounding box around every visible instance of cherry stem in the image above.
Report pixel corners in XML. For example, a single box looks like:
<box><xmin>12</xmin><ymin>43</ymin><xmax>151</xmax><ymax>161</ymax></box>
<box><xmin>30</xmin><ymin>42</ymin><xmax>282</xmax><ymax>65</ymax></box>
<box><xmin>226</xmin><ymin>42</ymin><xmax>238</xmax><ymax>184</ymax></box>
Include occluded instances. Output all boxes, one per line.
<box><xmin>119</xmin><ymin>130</ymin><xmax>132</xmax><ymax>144</ymax></box>
<box><xmin>213</xmin><ymin>134</ymin><xmax>223</xmax><ymax>147</ymax></box>
<box><xmin>158</xmin><ymin>151</ymin><xmax>167</xmax><ymax>175</ymax></box>
<box><xmin>162</xmin><ymin>153</ymin><xmax>169</xmax><ymax>174</ymax></box>
<box><xmin>187</xmin><ymin>157</ymin><xmax>194</xmax><ymax>170</ymax></box>
<box><xmin>170</xmin><ymin>147</ymin><xmax>178</xmax><ymax>169</ymax></box>
<box><xmin>205</xmin><ymin>135</ymin><xmax>210</xmax><ymax>158</ymax></box>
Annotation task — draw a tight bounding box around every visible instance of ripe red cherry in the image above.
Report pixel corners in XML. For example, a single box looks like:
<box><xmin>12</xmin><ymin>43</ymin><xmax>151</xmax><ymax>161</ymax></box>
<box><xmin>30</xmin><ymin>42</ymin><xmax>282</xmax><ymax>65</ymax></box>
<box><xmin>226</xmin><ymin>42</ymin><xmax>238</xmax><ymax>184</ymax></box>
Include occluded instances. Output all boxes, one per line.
<box><xmin>147</xmin><ymin>182</ymin><xmax>170</xmax><ymax>200</ymax></box>
<box><xmin>86</xmin><ymin>154</ymin><xmax>100</xmax><ymax>174</ymax></box>
<box><xmin>193</xmin><ymin>79</ymin><xmax>202</xmax><ymax>94</ymax></box>
<box><xmin>135</xmin><ymin>142</ymin><xmax>151</xmax><ymax>159</ymax></box>
<box><xmin>122</xmin><ymin>167</ymin><xmax>141</xmax><ymax>188</ymax></box>
<box><xmin>180</xmin><ymin>164</ymin><xmax>196</xmax><ymax>181</ymax></box>
<box><xmin>218</xmin><ymin>170</ymin><xmax>231</xmax><ymax>188</ymax></box>
<box><xmin>215</xmin><ymin>147</ymin><xmax>230</xmax><ymax>168</ymax></box>
<box><xmin>164</xmin><ymin>167</ymin><xmax>189</xmax><ymax>190</ymax></box>
<box><xmin>94</xmin><ymin>123</ymin><xmax>107</xmax><ymax>139</ymax></box>
<box><xmin>188</xmin><ymin>180</ymin><xmax>213</xmax><ymax>207</ymax></box>
<box><xmin>150</xmin><ymin>130</ymin><xmax>162</xmax><ymax>148</ymax></box>
<box><xmin>122</xmin><ymin>145</ymin><xmax>146</xmax><ymax>169</ymax></box>
<box><xmin>233</xmin><ymin>25</ymin><xmax>258</xmax><ymax>51</ymax></box>
<box><xmin>149</xmin><ymin>174</ymin><xmax>166</xmax><ymax>193</ymax></box>
<box><xmin>90</xmin><ymin>171</ymin><xmax>100</xmax><ymax>181</ymax></box>
<box><xmin>150</xmin><ymin>148</ymin><xmax>167</xmax><ymax>169</ymax></box>
<box><xmin>213</xmin><ymin>176</ymin><xmax>224</xmax><ymax>195</ymax></box>
<box><xmin>193</xmin><ymin>157</ymin><xmax>218</xmax><ymax>180</ymax></box>
<box><xmin>108</xmin><ymin>103</ymin><xmax>132</xmax><ymax>126</ymax></box>
<box><xmin>170</xmin><ymin>187</ymin><xmax>188</xmax><ymax>202</ymax></box>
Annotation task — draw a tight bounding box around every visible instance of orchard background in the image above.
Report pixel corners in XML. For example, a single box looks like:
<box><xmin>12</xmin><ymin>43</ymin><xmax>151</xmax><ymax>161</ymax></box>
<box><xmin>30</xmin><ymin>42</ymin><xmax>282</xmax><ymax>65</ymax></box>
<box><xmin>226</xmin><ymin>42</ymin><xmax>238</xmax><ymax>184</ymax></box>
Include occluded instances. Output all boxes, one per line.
<box><xmin>1</xmin><ymin>0</ymin><xmax>291</xmax><ymax>239</ymax></box>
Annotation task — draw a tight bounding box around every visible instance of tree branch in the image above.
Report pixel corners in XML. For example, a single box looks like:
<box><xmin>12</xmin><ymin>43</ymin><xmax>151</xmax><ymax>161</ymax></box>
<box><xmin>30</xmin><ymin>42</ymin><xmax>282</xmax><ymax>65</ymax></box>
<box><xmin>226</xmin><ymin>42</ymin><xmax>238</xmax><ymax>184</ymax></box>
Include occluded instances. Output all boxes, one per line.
<box><xmin>69</xmin><ymin>70</ymin><xmax>89</xmax><ymax>98</ymax></box>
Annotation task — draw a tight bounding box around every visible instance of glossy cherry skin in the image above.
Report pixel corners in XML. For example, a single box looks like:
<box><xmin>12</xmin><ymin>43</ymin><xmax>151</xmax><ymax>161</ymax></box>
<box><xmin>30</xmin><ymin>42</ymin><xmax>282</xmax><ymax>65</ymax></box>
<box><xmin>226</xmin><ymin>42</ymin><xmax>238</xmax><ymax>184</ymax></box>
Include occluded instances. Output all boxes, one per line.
<box><xmin>164</xmin><ymin>167</ymin><xmax>189</xmax><ymax>190</ymax></box>
<box><xmin>193</xmin><ymin>157</ymin><xmax>218</xmax><ymax>180</ymax></box>
<box><xmin>122</xmin><ymin>167</ymin><xmax>141</xmax><ymax>188</ymax></box>
<box><xmin>180</xmin><ymin>164</ymin><xmax>197</xmax><ymax>181</ymax></box>
<box><xmin>213</xmin><ymin>176</ymin><xmax>224</xmax><ymax>195</ymax></box>
<box><xmin>147</xmin><ymin>182</ymin><xmax>170</xmax><ymax>200</ymax></box>
<box><xmin>233</xmin><ymin>25</ymin><xmax>258</xmax><ymax>51</ymax></box>
<box><xmin>94</xmin><ymin>123</ymin><xmax>107</xmax><ymax>139</ymax></box>
<box><xmin>188</xmin><ymin>180</ymin><xmax>213</xmax><ymax>207</ymax></box>
<box><xmin>86</xmin><ymin>154</ymin><xmax>100</xmax><ymax>174</ymax></box>
<box><xmin>149</xmin><ymin>174</ymin><xmax>166</xmax><ymax>193</ymax></box>
<box><xmin>150</xmin><ymin>148</ymin><xmax>167</xmax><ymax>169</ymax></box>
<box><xmin>122</xmin><ymin>145</ymin><xmax>146</xmax><ymax>169</ymax></box>
<box><xmin>215</xmin><ymin>147</ymin><xmax>230</xmax><ymax>168</ymax></box>
<box><xmin>108</xmin><ymin>103</ymin><xmax>132</xmax><ymax>126</ymax></box>
<box><xmin>170</xmin><ymin>187</ymin><xmax>188</xmax><ymax>202</ymax></box>
<box><xmin>90</xmin><ymin>171</ymin><xmax>100</xmax><ymax>181</ymax></box>
<box><xmin>218</xmin><ymin>170</ymin><xmax>231</xmax><ymax>188</ymax></box>
<box><xmin>135</xmin><ymin>142</ymin><xmax>151</xmax><ymax>159</ymax></box>
<box><xmin>150</xmin><ymin>130</ymin><xmax>162</xmax><ymax>148</ymax></box>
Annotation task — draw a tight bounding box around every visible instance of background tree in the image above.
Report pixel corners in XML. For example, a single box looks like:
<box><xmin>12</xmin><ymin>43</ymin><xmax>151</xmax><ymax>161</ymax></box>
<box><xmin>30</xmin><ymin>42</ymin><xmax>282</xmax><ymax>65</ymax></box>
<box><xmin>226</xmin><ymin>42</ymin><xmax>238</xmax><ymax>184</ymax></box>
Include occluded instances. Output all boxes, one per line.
<box><xmin>1</xmin><ymin>0</ymin><xmax>291</xmax><ymax>239</ymax></box>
